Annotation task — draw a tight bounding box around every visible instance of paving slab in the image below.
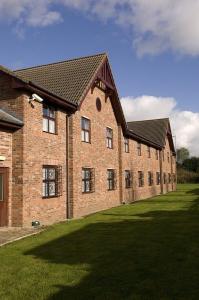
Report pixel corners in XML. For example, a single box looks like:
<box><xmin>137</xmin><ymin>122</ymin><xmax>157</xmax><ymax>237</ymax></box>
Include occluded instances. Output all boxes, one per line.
<box><xmin>0</xmin><ymin>227</ymin><xmax>41</xmax><ymax>246</ymax></box>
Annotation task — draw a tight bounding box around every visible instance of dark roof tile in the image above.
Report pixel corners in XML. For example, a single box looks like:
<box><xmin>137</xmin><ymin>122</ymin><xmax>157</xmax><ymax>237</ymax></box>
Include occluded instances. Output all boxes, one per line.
<box><xmin>127</xmin><ymin>118</ymin><xmax>169</xmax><ymax>147</ymax></box>
<box><xmin>14</xmin><ymin>53</ymin><xmax>106</xmax><ymax>105</ymax></box>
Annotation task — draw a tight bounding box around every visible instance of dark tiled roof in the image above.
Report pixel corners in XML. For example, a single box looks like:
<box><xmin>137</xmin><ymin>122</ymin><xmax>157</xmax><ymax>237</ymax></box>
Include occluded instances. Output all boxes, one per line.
<box><xmin>14</xmin><ymin>53</ymin><xmax>106</xmax><ymax>105</ymax></box>
<box><xmin>127</xmin><ymin>118</ymin><xmax>169</xmax><ymax>147</ymax></box>
<box><xmin>0</xmin><ymin>109</ymin><xmax>23</xmax><ymax>126</ymax></box>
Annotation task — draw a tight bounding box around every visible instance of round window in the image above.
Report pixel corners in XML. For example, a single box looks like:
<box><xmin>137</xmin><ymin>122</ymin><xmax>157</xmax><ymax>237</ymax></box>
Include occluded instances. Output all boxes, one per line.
<box><xmin>96</xmin><ymin>98</ymin><xmax>102</xmax><ymax>112</ymax></box>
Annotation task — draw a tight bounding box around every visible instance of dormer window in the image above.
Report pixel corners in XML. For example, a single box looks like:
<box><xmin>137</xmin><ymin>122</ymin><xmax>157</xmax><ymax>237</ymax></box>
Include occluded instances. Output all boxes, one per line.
<box><xmin>43</xmin><ymin>104</ymin><xmax>56</xmax><ymax>134</ymax></box>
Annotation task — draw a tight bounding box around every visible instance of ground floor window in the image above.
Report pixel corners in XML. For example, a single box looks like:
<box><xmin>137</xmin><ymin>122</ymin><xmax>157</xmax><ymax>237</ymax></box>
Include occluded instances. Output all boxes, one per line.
<box><xmin>172</xmin><ymin>173</ymin><xmax>176</xmax><ymax>183</ymax></box>
<box><xmin>125</xmin><ymin>170</ymin><xmax>132</xmax><ymax>188</ymax></box>
<box><xmin>156</xmin><ymin>172</ymin><xmax>161</xmax><ymax>185</ymax></box>
<box><xmin>168</xmin><ymin>173</ymin><xmax>171</xmax><ymax>183</ymax></box>
<box><xmin>138</xmin><ymin>171</ymin><xmax>144</xmax><ymax>187</ymax></box>
<box><xmin>107</xmin><ymin>169</ymin><xmax>116</xmax><ymax>190</ymax></box>
<box><xmin>82</xmin><ymin>168</ymin><xmax>95</xmax><ymax>193</ymax></box>
<box><xmin>43</xmin><ymin>166</ymin><xmax>62</xmax><ymax>198</ymax></box>
<box><xmin>148</xmin><ymin>171</ymin><xmax>153</xmax><ymax>186</ymax></box>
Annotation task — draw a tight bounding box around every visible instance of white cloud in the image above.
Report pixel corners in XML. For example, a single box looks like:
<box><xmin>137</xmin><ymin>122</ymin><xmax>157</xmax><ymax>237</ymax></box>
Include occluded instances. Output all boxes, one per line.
<box><xmin>121</xmin><ymin>95</ymin><xmax>199</xmax><ymax>156</ymax></box>
<box><xmin>1</xmin><ymin>1</ymin><xmax>199</xmax><ymax>56</ymax></box>
<box><xmin>0</xmin><ymin>0</ymin><xmax>62</xmax><ymax>29</ymax></box>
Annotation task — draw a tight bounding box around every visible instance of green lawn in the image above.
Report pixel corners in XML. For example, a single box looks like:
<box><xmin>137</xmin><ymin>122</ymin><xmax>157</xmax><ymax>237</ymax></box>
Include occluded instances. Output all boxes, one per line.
<box><xmin>1</xmin><ymin>184</ymin><xmax>199</xmax><ymax>300</ymax></box>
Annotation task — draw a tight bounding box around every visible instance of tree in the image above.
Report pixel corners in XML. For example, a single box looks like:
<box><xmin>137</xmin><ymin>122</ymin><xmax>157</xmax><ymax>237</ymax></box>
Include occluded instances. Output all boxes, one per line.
<box><xmin>183</xmin><ymin>157</ymin><xmax>199</xmax><ymax>173</ymax></box>
<box><xmin>177</xmin><ymin>147</ymin><xmax>190</xmax><ymax>165</ymax></box>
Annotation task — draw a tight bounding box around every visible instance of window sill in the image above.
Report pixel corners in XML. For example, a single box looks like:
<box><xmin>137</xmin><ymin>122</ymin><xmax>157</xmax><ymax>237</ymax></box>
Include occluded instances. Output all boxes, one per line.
<box><xmin>42</xmin><ymin>195</ymin><xmax>59</xmax><ymax>199</ymax></box>
<box><xmin>43</xmin><ymin>130</ymin><xmax>57</xmax><ymax>135</ymax></box>
<box><xmin>81</xmin><ymin>140</ymin><xmax>91</xmax><ymax>144</ymax></box>
<box><xmin>82</xmin><ymin>191</ymin><xmax>94</xmax><ymax>194</ymax></box>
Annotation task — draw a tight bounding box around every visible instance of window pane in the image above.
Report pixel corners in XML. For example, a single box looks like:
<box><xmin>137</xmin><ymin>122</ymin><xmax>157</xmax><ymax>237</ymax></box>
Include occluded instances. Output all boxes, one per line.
<box><xmin>43</xmin><ymin>118</ymin><xmax>48</xmax><ymax>132</ymax></box>
<box><xmin>107</xmin><ymin>128</ymin><xmax>112</xmax><ymax>138</ymax></box>
<box><xmin>43</xmin><ymin>106</ymin><xmax>48</xmax><ymax>117</ymax></box>
<box><xmin>82</xmin><ymin>118</ymin><xmax>89</xmax><ymax>130</ymax></box>
<box><xmin>108</xmin><ymin>180</ymin><xmax>113</xmax><ymax>190</ymax></box>
<box><xmin>84</xmin><ymin>119</ymin><xmax>89</xmax><ymax>130</ymax></box>
<box><xmin>48</xmin><ymin>168</ymin><xmax>56</xmax><ymax>180</ymax></box>
<box><xmin>49</xmin><ymin>182</ymin><xmax>56</xmax><ymax>196</ymax></box>
<box><xmin>85</xmin><ymin>170</ymin><xmax>90</xmax><ymax>179</ymax></box>
<box><xmin>43</xmin><ymin>182</ymin><xmax>47</xmax><ymax>197</ymax></box>
<box><xmin>49</xmin><ymin>120</ymin><xmax>55</xmax><ymax>133</ymax></box>
<box><xmin>49</xmin><ymin>108</ymin><xmax>55</xmax><ymax>118</ymax></box>
<box><xmin>0</xmin><ymin>175</ymin><xmax>3</xmax><ymax>201</ymax></box>
<box><xmin>85</xmin><ymin>131</ymin><xmax>89</xmax><ymax>142</ymax></box>
<box><xmin>85</xmin><ymin>180</ymin><xmax>90</xmax><ymax>192</ymax></box>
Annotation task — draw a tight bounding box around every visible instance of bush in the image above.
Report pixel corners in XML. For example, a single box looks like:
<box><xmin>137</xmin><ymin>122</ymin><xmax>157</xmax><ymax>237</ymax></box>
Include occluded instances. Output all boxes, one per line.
<box><xmin>177</xmin><ymin>167</ymin><xmax>199</xmax><ymax>184</ymax></box>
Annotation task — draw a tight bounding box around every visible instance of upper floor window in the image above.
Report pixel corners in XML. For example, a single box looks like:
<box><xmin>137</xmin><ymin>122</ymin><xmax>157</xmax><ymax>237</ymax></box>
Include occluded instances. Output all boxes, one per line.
<box><xmin>138</xmin><ymin>171</ymin><xmax>144</xmax><ymax>187</ymax></box>
<box><xmin>124</xmin><ymin>138</ymin><xmax>129</xmax><ymax>153</ymax></box>
<box><xmin>148</xmin><ymin>171</ymin><xmax>153</xmax><ymax>186</ymax></box>
<box><xmin>156</xmin><ymin>150</ymin><xmax>159</xmax><ymax>160</ymax></box>
<box><xmin>106</xmin><ymin>127</ymin><xmax>113</xmax><ymax>149</ymax></box>
<box><xmin>156</xmin><ymin>172</ymin><xmax>161</xmax><ymax>185</ymax></box>
<box><xmin>43</xmin><ymin>166</ymin><xmax>62</xmax><ymax>198</ymax></box>
<box><xmin>147</xmin><ymin>146</ymin><xmax>151</xmax><ymax>158</ymax></box>
<box><xmin>107</xmin><ymin>169</ymin><xmax>116</xmax><ymax>190</ymax></box>
<box><xmin>125</xmin><ymin>170</ymin><xmax>132</xmax><ymax>188</ymax></box>
<box><xmin>137</xmin><ymin>142</ymin><xmax>142</xmax><ymax>156</ymax></box>
<box><xmin>81</xmin><ymin>117</ymin><xmax>91</xmax><ymax>143</ymax></box>
<box><xmin>82</xmin><ymin>168</ymin><xmax>95</xmax><ymax>193</ymax></box>
<box><xmin>43</xmin><ymin>104</ymin><xmax>56</xmax><ymax>134</ymax></box>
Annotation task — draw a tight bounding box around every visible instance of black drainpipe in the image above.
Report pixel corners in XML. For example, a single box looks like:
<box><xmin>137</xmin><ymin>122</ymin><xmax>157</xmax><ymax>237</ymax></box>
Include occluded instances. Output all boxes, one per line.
<box><xmin>66</xmin><ymin>114</ymin><xmax>71</xmax><ymax>219</ymax></box>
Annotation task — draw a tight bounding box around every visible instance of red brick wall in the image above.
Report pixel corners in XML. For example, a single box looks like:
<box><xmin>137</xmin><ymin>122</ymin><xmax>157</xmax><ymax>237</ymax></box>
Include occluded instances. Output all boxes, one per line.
<box><xmin>121</xmin><ymin>134</ymin><xmax>162</xmax><ymax>203</ymax></box>
<box><xmin>161</xmin><ymin>136</ymin><xmax>176</xmax><ymax>193</ymax></box>
<box><xmin>0</xmin><ymin>72</ymin><xmax>177</xmax><ymax>227</ymax></box>
<box><xmin>0</xmin><ymin>74</ymin><xmax>69</xmax><ymax>226</ymax></box>
<box><xmin>71</xmin><ymin>87</ymin><xmax>121</xmax><ymax>218</ymax></box>
<box><xmin>21</xmin><ymin>96</ymin><xmax>68</xmax><ymax>227</ymax></box>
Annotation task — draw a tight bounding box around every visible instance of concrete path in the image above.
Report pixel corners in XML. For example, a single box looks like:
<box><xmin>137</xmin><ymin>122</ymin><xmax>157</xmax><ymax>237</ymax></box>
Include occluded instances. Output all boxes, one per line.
<box><xmin>0</xmin><ymin>227</ymin><xmax>41</xmax><ymax>246</ymax></box>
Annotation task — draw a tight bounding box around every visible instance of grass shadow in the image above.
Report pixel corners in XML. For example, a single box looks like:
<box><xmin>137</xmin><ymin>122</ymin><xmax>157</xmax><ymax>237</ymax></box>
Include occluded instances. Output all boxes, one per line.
<box><xmin>24</xmin><ymin>189</ymin><xmax>199</xmax><ymax>299</ymax></box>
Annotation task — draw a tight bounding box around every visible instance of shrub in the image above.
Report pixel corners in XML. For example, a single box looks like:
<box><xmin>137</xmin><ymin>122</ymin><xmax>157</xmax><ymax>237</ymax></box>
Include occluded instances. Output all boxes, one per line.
<box><xmin>177</xmin><ymin>167</ymin><xmax>199</xmax><ymax>184</ymax></box>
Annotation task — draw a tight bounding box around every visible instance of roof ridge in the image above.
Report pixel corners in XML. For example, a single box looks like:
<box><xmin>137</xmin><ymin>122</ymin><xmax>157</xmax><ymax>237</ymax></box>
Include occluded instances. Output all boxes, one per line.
<box><xmin>127</xmin><ymin>118</ymin><xmax>169</xmax><ymax>123</ymax></box>
<box><xmin>14</xmin><ymin>52</ymin><xmax>107</xmax><ymax>72</ymax></box>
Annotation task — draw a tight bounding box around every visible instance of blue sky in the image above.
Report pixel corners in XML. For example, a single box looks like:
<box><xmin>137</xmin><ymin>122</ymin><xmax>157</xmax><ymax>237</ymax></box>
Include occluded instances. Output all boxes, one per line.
<box><xmin>0</xmin><ymin>1</ymin><xmax>198</xmax><ymax>154</ymax></box>
<box><xmin>1</xmin><ymin>9</ymin><xmax>198</xmax><ymax>111</ymax></box>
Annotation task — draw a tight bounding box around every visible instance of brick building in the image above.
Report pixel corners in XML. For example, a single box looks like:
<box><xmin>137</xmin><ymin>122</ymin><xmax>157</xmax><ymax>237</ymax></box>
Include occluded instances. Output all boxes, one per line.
<box><xmin>0</xmin><ymin>53</ymin><xmax>176</xmax><ymax>227</ymax></box>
